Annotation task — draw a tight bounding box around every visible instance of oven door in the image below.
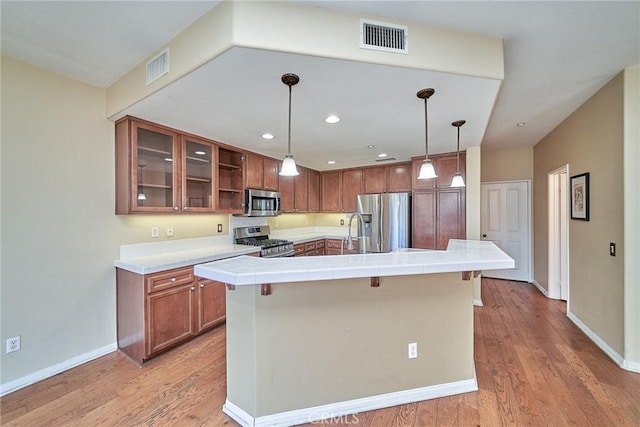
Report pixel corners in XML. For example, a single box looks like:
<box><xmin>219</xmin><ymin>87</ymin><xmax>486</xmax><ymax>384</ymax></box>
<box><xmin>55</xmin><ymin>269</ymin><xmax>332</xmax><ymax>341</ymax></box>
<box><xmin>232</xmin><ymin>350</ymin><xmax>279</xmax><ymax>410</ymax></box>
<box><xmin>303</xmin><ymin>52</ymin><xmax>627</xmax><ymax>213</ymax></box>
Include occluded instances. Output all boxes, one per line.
<box><xmin>241</xmin><ymin>189</ymin><xmax>281</xmax><ymax>217</ymax></box>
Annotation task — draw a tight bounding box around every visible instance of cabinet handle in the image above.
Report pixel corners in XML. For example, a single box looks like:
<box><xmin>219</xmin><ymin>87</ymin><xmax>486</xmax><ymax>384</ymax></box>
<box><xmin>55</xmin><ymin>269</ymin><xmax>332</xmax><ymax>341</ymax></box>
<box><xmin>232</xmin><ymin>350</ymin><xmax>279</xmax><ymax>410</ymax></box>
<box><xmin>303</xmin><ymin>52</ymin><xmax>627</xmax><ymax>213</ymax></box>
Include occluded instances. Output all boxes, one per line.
<box><xmin>200</xmin><ymin>283</ymin><xmax>204</xmax><ymax>288</ymax></box>
<box><xmin>174</xmin><ymin>206</ymin><xmax>179</xmax><ymax>210</ymax></box>
<box><xmin>171</xmin><ymin>278</ymin><xmax>176</xmax><ymax>282</ymax></box>
<box><xmin>190</xmin><ymin>287</ymin><xmax>195</xmax><ymax>291</ymax></box>
<box><xmin>184</xmin><ymin>206</ymin><xmax>188</xmax><ymax>210</ymax></box>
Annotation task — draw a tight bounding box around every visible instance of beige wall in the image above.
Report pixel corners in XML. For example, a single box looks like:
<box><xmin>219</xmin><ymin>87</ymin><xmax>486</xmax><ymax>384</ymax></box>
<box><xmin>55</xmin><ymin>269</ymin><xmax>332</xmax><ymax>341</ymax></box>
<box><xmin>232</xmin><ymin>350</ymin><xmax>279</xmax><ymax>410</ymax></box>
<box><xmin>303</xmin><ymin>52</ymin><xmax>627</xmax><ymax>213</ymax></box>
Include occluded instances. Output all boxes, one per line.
<box><xmin>226</xmin><ymin>274</ymin><xmax>474</xmax><ymax>417</ymax></box>
<box><xmin>0</xmin><ymin>57</ymin><xmax>234</xmax><ymax>387</ymax></box>
<box><xmin>533</xmin><ymin>72</ymin><xmax>625</xmax><ymax>355</ymax></box>
<box><xmin>481</xmin><ymin>146</ymin><xmax>534</xmax><ymax>182</ymax></box>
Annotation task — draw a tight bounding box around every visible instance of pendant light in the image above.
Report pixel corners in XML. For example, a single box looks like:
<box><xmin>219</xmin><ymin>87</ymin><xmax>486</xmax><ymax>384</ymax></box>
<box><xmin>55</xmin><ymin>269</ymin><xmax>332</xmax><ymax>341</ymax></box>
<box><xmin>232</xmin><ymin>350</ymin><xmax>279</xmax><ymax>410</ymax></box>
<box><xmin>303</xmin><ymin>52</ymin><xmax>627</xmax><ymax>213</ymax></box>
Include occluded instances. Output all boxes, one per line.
<box><xmin>416</xmin><ymin>88</ymin><xmax>437</xmax><ymax>180</ymax></box>
<box><xmin>137</xmin><ymin>164</ymin><xmax>147</xmax><ymax>201</ymax></box>
<box><xmin>279</xmin><ymin>73</ymin><xmax>300</xmax><ymax>176</ymax></box>
<box><xmin>450</xmin><ymin>120</ymin><xmax>466</xmax><ymax>187</ymax></box>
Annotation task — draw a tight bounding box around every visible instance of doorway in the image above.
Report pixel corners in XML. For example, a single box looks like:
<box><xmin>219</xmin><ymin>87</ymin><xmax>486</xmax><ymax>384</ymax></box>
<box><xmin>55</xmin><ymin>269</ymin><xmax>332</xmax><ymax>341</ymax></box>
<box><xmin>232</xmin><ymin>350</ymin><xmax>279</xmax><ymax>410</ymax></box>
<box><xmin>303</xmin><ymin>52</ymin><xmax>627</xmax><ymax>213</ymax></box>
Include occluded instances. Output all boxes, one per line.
<box><xmin>481</xmin><ymin>180</ymin><xmax>531</xmax><ymax>282</ymax></box>
<box><xmin>548</xmin><ymin>166</ymin><xmax>569</xmax><ymax>301</ymax></box>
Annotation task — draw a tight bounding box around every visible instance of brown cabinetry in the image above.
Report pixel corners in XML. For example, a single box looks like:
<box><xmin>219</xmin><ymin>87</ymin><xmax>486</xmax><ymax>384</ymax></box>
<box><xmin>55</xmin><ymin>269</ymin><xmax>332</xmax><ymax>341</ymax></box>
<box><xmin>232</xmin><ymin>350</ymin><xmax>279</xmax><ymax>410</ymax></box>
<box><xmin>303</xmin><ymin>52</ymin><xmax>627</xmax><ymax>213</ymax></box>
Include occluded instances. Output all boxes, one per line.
<box><xmin>294</xmin><ymin>239</ymin><xmax>325</xmax><ymax>256</ymax></box>
<box><xmin>325</xmin><ymin>238</ymin><xmax>358</xmax><ymax>255</ymax></box>
<box><xmin>281</xmin><ymin>166</ymin><xmax>309</xmax><ymax>212</ymax></box>
<box><xmin>245</xmin><ymin>153</ymin><xmax>279</xmax><ymax>191</ymax></box>
<box><xmin>341</xmin><ymin>169</ymin><xmax>364</xmax><ymax>213</ymax></box>
<box><xmin>216</xmin><ymin>147</ymin><xmax>245</xmax><ymax>213</ymax></box>
<box><xmin>117</xmin><ymin>265</ymin><xmax>225</xmax><ymax>365</ymax></box>
<box><xmin>321</xmin><ymin>171</ymin><xmax>341</xmax><ymax>212</ymax></box>
<box><xmin>411</xmin><ymin>152</ymin><xmax>466</xmax><ymax>250</ymax></box>
<box><xmin>308</xmin><ymin>169</ymin><xmax>320</xmax><ymax>212</ymax></box>
<box><xmin>364</xmin><ymin>163</ymin><xmax>412</xmax><ymax>194</ymax></box>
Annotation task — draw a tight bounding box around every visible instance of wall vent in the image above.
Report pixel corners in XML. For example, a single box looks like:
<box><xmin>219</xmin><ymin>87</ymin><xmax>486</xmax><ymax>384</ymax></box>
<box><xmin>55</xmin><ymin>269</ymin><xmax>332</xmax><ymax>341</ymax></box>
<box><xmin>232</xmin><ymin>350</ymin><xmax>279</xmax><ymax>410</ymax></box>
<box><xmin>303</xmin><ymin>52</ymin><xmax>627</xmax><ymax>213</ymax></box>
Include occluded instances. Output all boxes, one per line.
<box><xmin>376</xmin><ymin>157</ymin><xmax>397</xmax><ymax>162</ymax></box>
<box><xmin>360</xmin><ymin>19</ymin><xmax>408</xmax><ymax>54</ymax></box>
<box><xmin>146</xmin><ymin>49</ymin><xmax>169</xmax><ymax>85</ymax></box>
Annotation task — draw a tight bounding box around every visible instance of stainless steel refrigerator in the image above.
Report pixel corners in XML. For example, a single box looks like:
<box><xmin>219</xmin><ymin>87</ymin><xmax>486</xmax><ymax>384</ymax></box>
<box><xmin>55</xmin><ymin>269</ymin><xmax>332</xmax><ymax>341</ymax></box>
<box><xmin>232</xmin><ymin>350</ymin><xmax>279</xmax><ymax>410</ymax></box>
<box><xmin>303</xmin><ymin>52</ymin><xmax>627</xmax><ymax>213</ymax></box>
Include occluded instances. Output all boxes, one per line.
<box><xmin>356</xmin><ymin>192</ymin><xmax>411</xmax><ymax>253</ymax></box>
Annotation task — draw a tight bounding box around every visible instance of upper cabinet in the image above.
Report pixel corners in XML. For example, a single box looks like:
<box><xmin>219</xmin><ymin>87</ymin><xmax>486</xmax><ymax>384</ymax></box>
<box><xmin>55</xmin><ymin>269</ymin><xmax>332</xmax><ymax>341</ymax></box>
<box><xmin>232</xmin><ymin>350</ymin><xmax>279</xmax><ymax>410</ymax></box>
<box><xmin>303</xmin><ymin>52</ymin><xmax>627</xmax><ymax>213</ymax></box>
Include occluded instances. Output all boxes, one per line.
<box><xmin>308</xmin><ymin>169</ymin><xmax>320</xmax><ymax>212</ymax></box>
<box><xmin>216</xmin><ymin>146</ymin><xmax>245</xmax><ymax>213</ymax></box>
<box><xmin>341</xmin><ymin>169</ymin><xmax>363</xmax><ymax>213</ymax></box>
<box><xmin>245</xmin><ymin>153</ymin><xmax>279</xmax><ymax>191</ymax></box>
<box><xmin>364</xmin><ymin>163</ymin><xmax>412</xmax><ymax>194</ymax></box>
<box><xmin>280</xmin><ymin>166</ymin><xmax>309</xmax><ymax>213</ymax></box>
<box><xmin>115</xmin><ymin>117</ymin><xmax>244</xmax><ymax>214</ymax></box>
<box><xmin>320</xmin><ymin>171</ymin><xmax>341</xmax><ymax>212</ymax></box>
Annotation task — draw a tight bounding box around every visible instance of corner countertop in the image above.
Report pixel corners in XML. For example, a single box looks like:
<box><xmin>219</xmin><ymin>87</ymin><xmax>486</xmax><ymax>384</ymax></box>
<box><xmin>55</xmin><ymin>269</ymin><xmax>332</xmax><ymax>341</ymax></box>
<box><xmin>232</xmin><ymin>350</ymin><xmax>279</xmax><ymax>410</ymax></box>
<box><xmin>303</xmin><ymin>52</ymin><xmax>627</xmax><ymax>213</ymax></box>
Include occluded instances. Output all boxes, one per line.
<box><xmin>193</xmin><ymin>239</ymin><xmax>514</xmax><ymax>285</ymax></box>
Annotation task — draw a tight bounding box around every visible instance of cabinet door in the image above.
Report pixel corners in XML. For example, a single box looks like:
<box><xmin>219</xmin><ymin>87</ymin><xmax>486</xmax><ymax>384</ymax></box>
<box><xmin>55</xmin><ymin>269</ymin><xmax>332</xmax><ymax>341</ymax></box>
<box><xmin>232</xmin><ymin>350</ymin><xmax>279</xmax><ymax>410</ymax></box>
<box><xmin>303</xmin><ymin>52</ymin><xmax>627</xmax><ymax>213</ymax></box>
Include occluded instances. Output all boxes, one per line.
<box><xmin>263</xmin><ymin>158</ymin><xmax>279</xmax><ymax>191</ymax></box>
<box><xmin>434</xmin><ymin>155</ymin><xmax>459</xmax><ymax>188</ymax></box>
<box><xmin>364</xmin><ymin>167</ymin><xmax>386</xmax><ymax>194</ymax></box>
<box><xmin>436</xmin><ymin>189</ymin><xmax>466</xmax><ymax>250</ymax></box>
<box><xmin>146</xmin><ymin>283</ymin><xmax>196</xmax><ymax>356</ymax></box>
<box><xmin>387</xmin><ymin>163</ymin><xmax>412</xmax><ymax>192</ymax></box>
<box><xmin>279</xmin><ymin>175</ymin><xmax>295</xmax><ymax>213</ymax></box>
<box><xmin>131</xmin><ymin>121</ymin><xmax>180</xmax><ymax>212</ymax></box>
<box><xmin>182</xmin><ymin>136</ymin><xmax>215</xmax><ymax>212</ymax></box>
<box><xmin>321</xmin><ymin>171</ymin><xmax>341</xmax><ymax>212</ymax></box>
<box><xmin>341</xmin><ymin>169</ymin><xmax>363</xmax><ymax>212</ymax></box>
<box><xmin>308</xmin><ymin>169</ymin><xmax>320</xmax><ymax>212</ymax></box>
<box><xmin>245</xmin><ymin>152</ymin><xmax>263</xmax><ymax>189</ymax></box>
<box><xmin>412</xmin><ymin>191</ymin><xmax>437</xmax><ymax>249</ymax></box>
<box><xmin>294</xmin><ymin>167</ymin><xmax>309</xmax><ymax>212</ymax></box>
<box><xmin>197</xmin><ymin>279</ymin><xmax>225</xmax><ymax>333</ymax></box>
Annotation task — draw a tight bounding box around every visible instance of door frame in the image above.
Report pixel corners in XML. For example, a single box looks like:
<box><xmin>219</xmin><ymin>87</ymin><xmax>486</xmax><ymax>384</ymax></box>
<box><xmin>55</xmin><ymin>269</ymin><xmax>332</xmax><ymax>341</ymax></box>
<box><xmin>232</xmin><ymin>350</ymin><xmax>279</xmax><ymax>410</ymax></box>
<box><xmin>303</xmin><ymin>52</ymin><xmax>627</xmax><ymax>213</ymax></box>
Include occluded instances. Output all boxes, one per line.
<box><xmin>481</xmin><ymin>179</ymin><xmax>533</xmax><ymax>282</ymax></box>
<box><xmin>548</xmin><ymin>165</ymin><xmax>570</xmax><ymax>302</ymax></box>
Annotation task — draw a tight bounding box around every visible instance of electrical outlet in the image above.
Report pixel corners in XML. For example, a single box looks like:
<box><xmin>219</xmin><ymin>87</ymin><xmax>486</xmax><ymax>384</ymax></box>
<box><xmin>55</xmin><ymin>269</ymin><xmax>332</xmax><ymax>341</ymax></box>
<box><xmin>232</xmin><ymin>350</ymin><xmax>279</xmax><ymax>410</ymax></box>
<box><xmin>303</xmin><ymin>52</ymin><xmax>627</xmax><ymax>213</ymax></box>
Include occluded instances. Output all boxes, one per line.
<box><xmin>340</xmin><ymin>219</ymin><xmax>344</xmax><ymax>226</ymax></box>
<box><xmin>166</xmin><ymin>226</ymin><xmax>174</xmax><ymax>237</ymax></box>
<box><xmin>151</xmin><ymin>227</ymin><xmax>159</xmax><ymax>238</ymax></box>
<box><xmin>408</xmin><ymin>342</ymin><xmax>417</xmax><ymax>359</ymax></box>
<box><xmin>6</xmin><ymin>336</ymin><xmax>20</xmax><ymax>353</ymax></box>
<box><xmin>217</xmin><ymin>224</ymin><xmax>223</xmax><ymax>233</ymax></box>
<box><xmin>610</xmin><ymin>242</ymin><xmax>616</xmax><ymax>256</ymax></box>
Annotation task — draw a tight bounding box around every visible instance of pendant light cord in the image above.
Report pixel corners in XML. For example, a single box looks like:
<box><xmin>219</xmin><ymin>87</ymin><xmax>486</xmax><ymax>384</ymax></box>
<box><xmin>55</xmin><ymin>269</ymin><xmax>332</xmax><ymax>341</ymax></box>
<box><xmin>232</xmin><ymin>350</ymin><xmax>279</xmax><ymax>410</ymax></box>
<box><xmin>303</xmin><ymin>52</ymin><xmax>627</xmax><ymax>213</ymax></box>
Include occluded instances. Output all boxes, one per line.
<box><xmin>287</xmin><ymin>83</ymin><xmax>292</xmax><ymax>156</ymax></box>
<box><xmin>456</xmin><ymin>126</ymin><xmax>460</xmax><ymax>172</ymax></box>
<box><xmin>424</xmin><ymin>97</ymin><xmax>429</xmax><ymax>159</ymax></box>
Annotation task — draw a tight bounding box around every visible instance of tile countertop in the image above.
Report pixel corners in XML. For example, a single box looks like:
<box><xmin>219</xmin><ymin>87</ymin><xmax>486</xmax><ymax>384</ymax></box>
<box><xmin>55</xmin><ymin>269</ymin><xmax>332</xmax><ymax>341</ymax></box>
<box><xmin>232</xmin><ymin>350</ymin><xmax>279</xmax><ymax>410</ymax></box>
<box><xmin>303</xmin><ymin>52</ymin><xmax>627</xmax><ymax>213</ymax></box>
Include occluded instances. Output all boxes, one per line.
<box><xmin>194</xmin><ymin>239</ymin><xmax>515</xmax><ymax>285</ymax></box>
<box><xmin>113</xmin><ymin>229</ymin><xmax>349</xmax><ymax>275</ymax></box>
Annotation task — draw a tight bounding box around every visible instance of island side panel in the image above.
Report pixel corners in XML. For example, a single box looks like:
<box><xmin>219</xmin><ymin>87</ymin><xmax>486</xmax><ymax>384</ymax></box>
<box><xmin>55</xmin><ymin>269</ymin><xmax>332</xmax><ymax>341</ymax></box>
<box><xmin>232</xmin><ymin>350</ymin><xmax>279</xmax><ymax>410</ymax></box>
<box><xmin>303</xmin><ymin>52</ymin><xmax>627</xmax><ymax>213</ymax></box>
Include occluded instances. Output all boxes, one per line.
<box><xmin>225</xmin><ymin>273</ymin><xmax>474</xmax><ymax>418</ymax></box>
<box><xmin>225</xmin><ymin>285</ymin><xmax>258</xmax><ymax>415</ymax></box>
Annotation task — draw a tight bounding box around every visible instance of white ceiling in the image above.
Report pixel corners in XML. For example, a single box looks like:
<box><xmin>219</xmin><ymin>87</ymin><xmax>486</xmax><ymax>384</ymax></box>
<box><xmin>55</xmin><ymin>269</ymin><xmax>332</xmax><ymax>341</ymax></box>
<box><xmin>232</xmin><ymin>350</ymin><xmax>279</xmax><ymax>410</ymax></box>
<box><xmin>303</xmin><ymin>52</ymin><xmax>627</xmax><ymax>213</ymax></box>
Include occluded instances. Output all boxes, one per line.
<box><xmin>2</xmin><ymin>1</ymin><xmax>639</xmax><ymax>171</ymax></box>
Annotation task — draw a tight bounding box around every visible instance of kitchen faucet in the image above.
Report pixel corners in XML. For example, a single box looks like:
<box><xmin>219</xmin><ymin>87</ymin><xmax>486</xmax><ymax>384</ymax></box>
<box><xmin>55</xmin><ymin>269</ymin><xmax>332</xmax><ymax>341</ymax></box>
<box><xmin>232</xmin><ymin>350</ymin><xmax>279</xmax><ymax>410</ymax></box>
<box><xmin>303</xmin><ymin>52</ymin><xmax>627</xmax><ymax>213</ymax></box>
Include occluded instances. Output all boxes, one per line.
<box><xmin>347</xmin><ymin>212</ymin><xmax>366</xmax><ymax>254</ymax></box>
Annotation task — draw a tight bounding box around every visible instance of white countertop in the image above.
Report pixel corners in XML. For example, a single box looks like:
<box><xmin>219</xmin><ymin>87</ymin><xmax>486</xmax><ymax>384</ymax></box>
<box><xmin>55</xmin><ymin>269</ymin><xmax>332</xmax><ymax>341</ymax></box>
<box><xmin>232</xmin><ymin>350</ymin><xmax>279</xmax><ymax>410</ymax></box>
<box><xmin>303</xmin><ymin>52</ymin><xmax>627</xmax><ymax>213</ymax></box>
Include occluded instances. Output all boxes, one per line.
<box><xmin>113</xmin><ymin>229</ymin><xmax>348</xmax><ymax>275</ymax></box>
<box><xmin>194</xmin><ymin>239</ymin><xmax>514</xmax><ymax>285</ymax></box>
<box><xmin>114</xmin><ymin>243</ymin><xmax>260</xmax><ymax>275</ymax></box>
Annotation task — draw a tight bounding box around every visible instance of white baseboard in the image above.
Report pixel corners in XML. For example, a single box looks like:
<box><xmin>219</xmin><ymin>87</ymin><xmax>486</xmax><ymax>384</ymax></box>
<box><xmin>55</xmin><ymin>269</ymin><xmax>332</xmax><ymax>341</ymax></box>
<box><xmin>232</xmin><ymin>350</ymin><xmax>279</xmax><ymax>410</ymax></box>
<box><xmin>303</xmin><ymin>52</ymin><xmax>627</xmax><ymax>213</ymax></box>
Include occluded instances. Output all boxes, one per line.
<box><xmin>531</xmin><ymin>280</ymin><xmax>549</xmax><ymax>297</ymax></box>
<box><xmin>567</xmin><ymin>311</ymin><xmax>639</xmax><ymax>373</ymax></box>
<box><xmin>0</xmin><ymin>342</ymin><xmax>117</xmax><ymax>396</ymax></box>
<box><xmin>473</xmin><ymin>299</ymin><xmax>484</xmax><ymax>307</ymax></box>
<box><xmin>224</xmin><ymin>375</ymin><xmax>478</xmax><ymax>427</ymax></box>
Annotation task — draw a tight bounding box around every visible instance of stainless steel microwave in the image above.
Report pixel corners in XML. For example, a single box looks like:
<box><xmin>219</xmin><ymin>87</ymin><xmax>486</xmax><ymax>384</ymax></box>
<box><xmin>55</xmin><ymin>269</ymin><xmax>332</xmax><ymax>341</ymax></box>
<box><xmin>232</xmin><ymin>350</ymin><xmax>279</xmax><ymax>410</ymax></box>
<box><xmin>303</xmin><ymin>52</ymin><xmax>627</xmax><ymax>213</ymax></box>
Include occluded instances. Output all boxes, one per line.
<box><xmin>238</xmin><ymin>189</ymin><xmax>281</xmax><ymax>217</ymax></box>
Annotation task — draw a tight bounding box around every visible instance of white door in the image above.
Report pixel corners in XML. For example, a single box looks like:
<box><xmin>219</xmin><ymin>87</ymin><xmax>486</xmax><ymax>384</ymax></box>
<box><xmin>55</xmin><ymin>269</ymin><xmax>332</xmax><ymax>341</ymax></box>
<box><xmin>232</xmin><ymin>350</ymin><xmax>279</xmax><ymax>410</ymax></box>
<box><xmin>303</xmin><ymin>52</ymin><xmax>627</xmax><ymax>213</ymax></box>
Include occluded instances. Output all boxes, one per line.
<box><xmin>481</xmin><ymin>181</ymin><xmax>531</xmax><ymax>282</ymax></box>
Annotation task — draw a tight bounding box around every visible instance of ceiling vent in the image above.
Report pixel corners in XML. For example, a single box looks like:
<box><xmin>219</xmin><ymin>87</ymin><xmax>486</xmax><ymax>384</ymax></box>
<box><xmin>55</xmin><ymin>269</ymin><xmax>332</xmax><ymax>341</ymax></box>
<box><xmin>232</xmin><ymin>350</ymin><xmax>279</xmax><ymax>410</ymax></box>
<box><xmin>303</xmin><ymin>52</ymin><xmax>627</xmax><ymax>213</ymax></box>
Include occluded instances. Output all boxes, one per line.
<box><xmin>360</xmin><ymin>19</ymin><xmax>408</xmax><ymax>54</ymax></box>
<box><xmin>146</xmin><ymin>49</ymin><xmax>169</xmax><ymax>85</ymax></box>
<box><xmin>376</xmin><ymin>157</ymin><xmax>397</xmax><ymax>162</ymax></box>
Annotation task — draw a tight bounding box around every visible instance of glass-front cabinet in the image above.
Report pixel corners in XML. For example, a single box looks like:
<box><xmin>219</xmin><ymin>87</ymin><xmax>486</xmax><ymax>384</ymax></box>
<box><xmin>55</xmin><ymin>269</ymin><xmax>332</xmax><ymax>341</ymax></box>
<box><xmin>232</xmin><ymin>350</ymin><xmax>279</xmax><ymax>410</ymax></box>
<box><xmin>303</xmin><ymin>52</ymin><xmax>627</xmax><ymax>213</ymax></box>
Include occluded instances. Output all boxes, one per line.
<box><xmin>130</xmin><ymin>121</ymin><xmax>180</xmax><ymax>213</ymax></box>
<box><xmin>116</xmin><ymin>117</ymin><xmax>222</xmax><ymax>214</ymax></box>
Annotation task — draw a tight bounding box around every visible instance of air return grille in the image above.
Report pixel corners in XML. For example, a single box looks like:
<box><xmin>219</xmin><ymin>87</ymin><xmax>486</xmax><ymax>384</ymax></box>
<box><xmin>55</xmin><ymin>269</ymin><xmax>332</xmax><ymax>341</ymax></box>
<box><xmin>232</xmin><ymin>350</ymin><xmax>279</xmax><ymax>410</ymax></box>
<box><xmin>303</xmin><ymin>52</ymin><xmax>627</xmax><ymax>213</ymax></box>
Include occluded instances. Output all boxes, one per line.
<box><xmin>360</xmin><ymin>19</ymin><xmax>408</xmax><ymax>54</ymax></box>
<box><xmin>146</xmin><ymin>49</ymin><xmax>169</xmax><ymax>85</ymax></box>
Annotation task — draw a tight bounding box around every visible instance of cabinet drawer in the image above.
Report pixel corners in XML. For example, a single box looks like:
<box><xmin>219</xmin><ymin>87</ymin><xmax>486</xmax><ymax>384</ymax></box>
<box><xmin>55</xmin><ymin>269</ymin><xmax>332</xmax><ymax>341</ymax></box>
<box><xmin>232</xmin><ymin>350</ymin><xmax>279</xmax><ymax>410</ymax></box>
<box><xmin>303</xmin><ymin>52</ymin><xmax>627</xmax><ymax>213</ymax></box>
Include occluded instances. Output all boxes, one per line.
<box><xmin>304</xmin><ymin>241</ymin><xmax>317</xmax><ymax>251</ymax></box>
<box><xmin>326</xmin><ymin>239</ymin><xmax>343</xmax><ymax>249</ymax></box>
<box><xmin>294</xmin><ymin>244</ymin><xmax>305</xmax><ymax>256</ymax></box>
<box><xmin>146</xmin><ymin>267</ymin><xmax>194</xmax><ymax>294</ymax></box>
<box><xmin>315</xmin><ymin>240</ymin><xmax>325</xmax><ymax>249</ymax></box>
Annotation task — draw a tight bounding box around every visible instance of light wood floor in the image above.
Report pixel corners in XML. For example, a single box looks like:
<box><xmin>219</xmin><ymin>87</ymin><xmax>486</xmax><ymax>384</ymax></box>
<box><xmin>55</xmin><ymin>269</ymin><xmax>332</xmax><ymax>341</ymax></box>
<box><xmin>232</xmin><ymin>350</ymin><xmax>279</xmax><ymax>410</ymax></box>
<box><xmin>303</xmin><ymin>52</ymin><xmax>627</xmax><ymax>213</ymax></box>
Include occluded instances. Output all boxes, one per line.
<box><xmin>2</xmin><ymin>279</ymin><xmax>640</xmax><ymax>426</ymax></box>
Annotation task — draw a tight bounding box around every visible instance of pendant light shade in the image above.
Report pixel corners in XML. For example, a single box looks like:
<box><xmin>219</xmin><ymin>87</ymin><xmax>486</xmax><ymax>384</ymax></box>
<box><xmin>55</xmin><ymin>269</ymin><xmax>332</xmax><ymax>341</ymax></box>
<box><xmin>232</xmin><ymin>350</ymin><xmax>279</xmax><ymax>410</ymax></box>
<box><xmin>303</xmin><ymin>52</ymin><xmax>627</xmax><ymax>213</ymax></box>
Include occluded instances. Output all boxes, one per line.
<box><xmin>450</xmin><ymin>120</ymin><xmax>466</xmax><ymax>188</ymax></box>
<box><xmin>416</xmin><ymin>88</ymin><xmax>437</xmax><ymax>180</ymax></box>
<box><xmin>137</xmin><ymin>164</ymin><xmax>147</xmax><ymax>201</ymax></box>
<box><xmin>279</xmin><ymin>73</ymin><xmax>300</xmax><ymax>177</ymax></box>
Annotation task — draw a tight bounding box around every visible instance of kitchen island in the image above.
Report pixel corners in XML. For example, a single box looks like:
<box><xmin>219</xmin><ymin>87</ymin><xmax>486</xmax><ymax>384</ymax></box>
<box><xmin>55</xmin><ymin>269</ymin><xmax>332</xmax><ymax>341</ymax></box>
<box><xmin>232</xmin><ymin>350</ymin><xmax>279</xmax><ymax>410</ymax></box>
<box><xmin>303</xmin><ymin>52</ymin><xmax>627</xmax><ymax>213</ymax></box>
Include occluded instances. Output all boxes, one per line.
<box><xmin>194</xmin><ymin>240</ymin><xmax>513</xmax><ymax>427</ymax></box>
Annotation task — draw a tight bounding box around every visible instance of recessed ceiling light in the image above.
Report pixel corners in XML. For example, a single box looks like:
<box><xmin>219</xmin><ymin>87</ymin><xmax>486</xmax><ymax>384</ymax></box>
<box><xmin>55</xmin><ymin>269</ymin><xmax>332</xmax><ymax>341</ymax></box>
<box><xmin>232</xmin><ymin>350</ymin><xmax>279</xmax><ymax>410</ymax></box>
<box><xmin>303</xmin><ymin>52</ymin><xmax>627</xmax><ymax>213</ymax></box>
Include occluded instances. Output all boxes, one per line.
<box><xmin>325</xmin><ymin>115</ymin><xmax>340</xmax><ymax>124</ymax></box>
<box><xmin>194</xmin><ymin>150</ymin><xmax>206</xmax><ymax>155</ymax></box>
<box><xmin>377</xmin><ymin>153</ymin><xmax>388</xmax><ymax>158</ymax></box>
<box><xmin>327</xmin><ymin>160</ymin><xmax>336</xmax><ymax>164</ymax></box>
<box><xmin>261</xmin><ymin>133</ymin><xmax>275</xmax><ymax>140</ymax></box>
<box><xmin>516</xmin><ymin>122</ymin><xmax>526</xmax><ymax>127</ymax></box>
<box><xmin>367</xmin><ymin>145</ymin><xmax>374</xmax><ymax>149</ymax></box>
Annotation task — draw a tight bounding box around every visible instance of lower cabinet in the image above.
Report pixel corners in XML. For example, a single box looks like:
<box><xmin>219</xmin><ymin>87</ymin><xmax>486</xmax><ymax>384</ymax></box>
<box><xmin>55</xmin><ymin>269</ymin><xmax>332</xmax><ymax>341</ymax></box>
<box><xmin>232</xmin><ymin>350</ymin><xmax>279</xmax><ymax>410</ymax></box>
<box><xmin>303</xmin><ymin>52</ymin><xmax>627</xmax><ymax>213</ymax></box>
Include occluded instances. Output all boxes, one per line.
<box><xmin>117</xmin><ymin>265</ymin><xmax>225</xmax><ymax>365</ymax></box>
<box><xmin>294</xmin><ymin>239</ymin><xmax>325</xmax><ymax>256</ymax></box>
<box><xmin>412</xmin><ymin>189</ymin><xmax>466</xmax><ymax>250</ymax></box>
<box><xmin>325</xmin><ymin>238</ymin><xmax>358</xmax><ymax>255</ymax></box>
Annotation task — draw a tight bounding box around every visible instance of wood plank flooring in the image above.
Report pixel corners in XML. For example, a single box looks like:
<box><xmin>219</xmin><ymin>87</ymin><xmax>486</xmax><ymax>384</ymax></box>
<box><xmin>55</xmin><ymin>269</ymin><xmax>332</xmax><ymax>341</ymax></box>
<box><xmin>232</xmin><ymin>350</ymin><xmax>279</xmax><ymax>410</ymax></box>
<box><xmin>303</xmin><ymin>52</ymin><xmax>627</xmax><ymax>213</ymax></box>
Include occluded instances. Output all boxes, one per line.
<box><xmin>2</xmin><ymin>278</ymin><xmax>639</xmax><ymax>426</ymax></box>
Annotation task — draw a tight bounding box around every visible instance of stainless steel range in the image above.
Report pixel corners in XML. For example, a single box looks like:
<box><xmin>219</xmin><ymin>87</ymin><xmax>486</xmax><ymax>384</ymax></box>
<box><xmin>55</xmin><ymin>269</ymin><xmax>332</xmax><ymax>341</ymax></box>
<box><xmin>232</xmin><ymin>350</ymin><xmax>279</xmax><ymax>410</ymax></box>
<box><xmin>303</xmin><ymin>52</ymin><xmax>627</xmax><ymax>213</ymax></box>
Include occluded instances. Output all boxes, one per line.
<box><xmin>234</xmin><ymin>226</ymin><xmax>294</xmax><ymax>258</ymax></box>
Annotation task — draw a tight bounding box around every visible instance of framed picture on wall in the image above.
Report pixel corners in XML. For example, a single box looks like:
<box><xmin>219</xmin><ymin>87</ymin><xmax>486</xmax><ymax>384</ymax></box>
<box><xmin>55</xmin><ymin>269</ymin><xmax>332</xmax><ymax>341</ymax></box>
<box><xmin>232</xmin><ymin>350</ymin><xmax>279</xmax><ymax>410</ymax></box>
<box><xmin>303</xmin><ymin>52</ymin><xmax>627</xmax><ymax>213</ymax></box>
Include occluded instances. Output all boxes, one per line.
<box><xmin>570</xmin><ymin>172</ymin><xmax>590</xmax><ymax>221</ymax></box>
